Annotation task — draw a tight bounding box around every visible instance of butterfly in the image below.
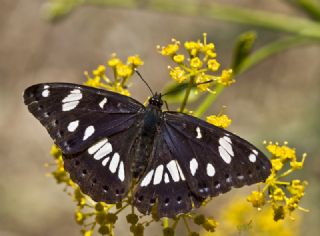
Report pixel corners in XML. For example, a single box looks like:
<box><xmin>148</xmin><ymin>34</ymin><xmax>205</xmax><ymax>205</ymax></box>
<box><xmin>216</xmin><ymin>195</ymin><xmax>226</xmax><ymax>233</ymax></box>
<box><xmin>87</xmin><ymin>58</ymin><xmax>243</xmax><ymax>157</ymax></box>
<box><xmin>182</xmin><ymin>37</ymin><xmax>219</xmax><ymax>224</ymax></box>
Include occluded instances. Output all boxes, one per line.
<box><xmin>23</xmin><ymin>82</ymin><xmax>271</xmax><ymax>218</ymax></box>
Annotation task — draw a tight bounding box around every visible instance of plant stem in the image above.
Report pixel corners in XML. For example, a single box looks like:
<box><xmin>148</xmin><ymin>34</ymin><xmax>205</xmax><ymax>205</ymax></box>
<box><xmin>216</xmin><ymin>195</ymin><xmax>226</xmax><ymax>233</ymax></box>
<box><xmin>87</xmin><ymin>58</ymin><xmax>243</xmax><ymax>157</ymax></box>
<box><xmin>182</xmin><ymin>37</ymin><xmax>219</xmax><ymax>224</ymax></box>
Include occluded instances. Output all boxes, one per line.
<box><xmin>179</xmin><ymin>76</ymin><xmax>194</xmax><ymax>112</ymax></box>
<box><xmin>80</xmin><ymin>0</ymin><xmax>320</xmax><ymax>40</ymax></box>
<box><xmin>194</xmin><ymin>84</ymin><xmax>224</xmax><ymax>118</ymax></box>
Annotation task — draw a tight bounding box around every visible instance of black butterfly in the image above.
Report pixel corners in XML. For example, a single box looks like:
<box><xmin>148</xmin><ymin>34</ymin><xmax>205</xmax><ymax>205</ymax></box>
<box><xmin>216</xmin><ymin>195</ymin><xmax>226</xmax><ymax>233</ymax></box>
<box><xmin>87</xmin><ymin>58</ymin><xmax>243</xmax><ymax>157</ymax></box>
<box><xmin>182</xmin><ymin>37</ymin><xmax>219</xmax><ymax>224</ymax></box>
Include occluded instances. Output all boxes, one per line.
<box><xmin>23</xmin><ymin>83</ymin><xmax>271</xmax><ymax>218</ymax></box>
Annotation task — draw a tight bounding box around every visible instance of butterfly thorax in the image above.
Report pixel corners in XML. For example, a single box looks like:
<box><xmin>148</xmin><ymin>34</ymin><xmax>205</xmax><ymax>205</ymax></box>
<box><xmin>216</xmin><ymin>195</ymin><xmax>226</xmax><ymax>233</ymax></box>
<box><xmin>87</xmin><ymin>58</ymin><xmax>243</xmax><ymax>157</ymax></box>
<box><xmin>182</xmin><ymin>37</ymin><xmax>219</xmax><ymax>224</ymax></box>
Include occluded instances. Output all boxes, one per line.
<box><xmin>131</xmin><ymin>94</ymin><xmax>163</xmax><ymax>179</ymax></box>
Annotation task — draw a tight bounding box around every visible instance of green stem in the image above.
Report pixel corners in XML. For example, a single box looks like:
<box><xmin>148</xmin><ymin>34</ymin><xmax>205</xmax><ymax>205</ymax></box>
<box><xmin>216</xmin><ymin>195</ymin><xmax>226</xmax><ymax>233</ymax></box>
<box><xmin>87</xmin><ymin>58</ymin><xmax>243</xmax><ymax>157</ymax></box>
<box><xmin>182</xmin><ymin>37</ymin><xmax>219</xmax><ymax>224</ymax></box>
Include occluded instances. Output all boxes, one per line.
<box><xmin>194</xmin><ymin>84</ymin><xmax>224</xmax><ymax>118</ymax></box>
<box><xmin>179</xmin><ymin>76</ymin><xmax>195</xmax><ymax>112</ymax></box>
<box><xmin>194</xmin><ymin>36</ymin><xmax>314</xmax><ymax>118</ymax></box>
<box><xmin>286</xmin><ymin>0</ymin><xmax>320</xmax><ymax>21</ymax></box>
<box><xmin>74</xmin><ymin>0</ymin><xmax>320</xmax><ymax>39</ymax></box>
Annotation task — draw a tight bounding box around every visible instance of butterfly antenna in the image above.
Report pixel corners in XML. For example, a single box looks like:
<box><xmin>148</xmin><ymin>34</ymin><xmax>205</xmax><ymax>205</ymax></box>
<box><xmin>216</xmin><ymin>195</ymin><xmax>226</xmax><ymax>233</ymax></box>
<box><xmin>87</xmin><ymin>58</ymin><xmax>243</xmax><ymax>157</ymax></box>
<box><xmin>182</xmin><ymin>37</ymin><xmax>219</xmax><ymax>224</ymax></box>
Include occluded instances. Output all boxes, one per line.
<box><xmin>134</xmin><ymin>69</ymin><xmax>154</xmax><ymax>96</ymax></box>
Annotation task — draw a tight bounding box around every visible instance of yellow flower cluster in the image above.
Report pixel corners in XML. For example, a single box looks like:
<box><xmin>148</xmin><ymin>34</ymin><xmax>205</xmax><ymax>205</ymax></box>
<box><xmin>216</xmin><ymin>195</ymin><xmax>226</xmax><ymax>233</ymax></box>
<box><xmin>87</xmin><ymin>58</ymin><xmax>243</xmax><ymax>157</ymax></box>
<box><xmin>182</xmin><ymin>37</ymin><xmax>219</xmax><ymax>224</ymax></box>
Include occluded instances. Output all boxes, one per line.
<box><xmin>247</xmin><ymin>141</ymin><xmax>308</xmax><ymax>221</ymax></box>
<box><xmin>158</xmin><ymin>33</ymin><xmax>234</xmax><ymax>92</ymax></box>
<box><xmin>84</xmin><ymin>54</ymin><xmax>143</xmax><ymax>96</ymax></box>
<box><xmin>213</xmin><ymin>196</ymin><xmax>301</xmax><ymax>236</ymax></box>
<box><xmin>206</xmin><ymin>114</ymin><xmax>232</xmax><ymax>129</ymax></box>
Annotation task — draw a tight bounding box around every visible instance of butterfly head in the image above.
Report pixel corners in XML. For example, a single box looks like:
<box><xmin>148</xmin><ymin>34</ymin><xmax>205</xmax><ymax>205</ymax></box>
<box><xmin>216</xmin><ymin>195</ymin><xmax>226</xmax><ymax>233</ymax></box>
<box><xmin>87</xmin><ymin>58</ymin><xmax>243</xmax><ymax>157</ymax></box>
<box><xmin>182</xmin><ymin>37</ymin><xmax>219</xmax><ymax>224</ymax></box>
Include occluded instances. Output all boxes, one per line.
<box><xmin>148</xmin><ymin>93</ymin><xmax>163</xmax><ymax>108</ymax></box>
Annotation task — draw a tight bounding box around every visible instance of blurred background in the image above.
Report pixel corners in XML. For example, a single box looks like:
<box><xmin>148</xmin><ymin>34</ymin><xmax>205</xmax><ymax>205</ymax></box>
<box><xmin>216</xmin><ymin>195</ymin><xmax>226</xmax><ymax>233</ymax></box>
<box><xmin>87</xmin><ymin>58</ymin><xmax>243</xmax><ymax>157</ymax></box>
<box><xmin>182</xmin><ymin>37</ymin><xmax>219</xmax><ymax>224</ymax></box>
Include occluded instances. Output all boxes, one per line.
<box><xmin>0</xmin><ymin>0</ymin><xmax>319</xmax><ymax>235</ymax></box>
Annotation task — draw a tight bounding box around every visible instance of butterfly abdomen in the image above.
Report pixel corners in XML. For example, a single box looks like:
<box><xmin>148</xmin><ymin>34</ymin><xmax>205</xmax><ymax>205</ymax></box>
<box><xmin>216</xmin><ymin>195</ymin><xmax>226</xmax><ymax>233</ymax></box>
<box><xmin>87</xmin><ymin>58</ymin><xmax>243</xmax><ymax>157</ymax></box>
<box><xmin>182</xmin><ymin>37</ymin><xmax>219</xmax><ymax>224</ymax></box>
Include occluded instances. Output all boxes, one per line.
<box><xmin>131</xmin><ymin>106</ymin><xmax>162</xmax><ymax>179</ymax></box>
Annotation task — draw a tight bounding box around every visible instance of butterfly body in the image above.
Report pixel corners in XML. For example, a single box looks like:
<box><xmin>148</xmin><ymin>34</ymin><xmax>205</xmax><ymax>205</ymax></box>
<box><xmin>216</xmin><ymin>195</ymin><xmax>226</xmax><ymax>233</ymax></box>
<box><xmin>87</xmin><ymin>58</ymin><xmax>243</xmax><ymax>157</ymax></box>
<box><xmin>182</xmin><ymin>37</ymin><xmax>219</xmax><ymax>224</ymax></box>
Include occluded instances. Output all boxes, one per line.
<box><xmin>24</xmin><ymin>83</ymin><xmax>271</xmax><ymax>218</ymax></box>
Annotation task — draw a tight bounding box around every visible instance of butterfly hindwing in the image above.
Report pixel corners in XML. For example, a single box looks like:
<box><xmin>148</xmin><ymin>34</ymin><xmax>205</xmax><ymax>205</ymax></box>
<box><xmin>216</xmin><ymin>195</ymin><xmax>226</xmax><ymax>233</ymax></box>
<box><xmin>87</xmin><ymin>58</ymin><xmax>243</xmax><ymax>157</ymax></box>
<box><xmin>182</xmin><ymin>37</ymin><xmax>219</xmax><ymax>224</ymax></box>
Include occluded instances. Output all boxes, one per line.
<box><xmin>163</xmin><ymin>112</ymin><xmax>271</xmax><ymax>199</ymax></box>
<box><xmin>63</xmin><ymin>117</ymin><xmax>143</xmax><ymax>203</ymax></box>
<box><xmin>133</xmin><ymin>130</ymin><xmax>203</xmax><ymax>218</ymax></box>
<box><xmin>23</xmin><ymin>83</ymin><xmax>144</xmax><ymax>154</ymax></box>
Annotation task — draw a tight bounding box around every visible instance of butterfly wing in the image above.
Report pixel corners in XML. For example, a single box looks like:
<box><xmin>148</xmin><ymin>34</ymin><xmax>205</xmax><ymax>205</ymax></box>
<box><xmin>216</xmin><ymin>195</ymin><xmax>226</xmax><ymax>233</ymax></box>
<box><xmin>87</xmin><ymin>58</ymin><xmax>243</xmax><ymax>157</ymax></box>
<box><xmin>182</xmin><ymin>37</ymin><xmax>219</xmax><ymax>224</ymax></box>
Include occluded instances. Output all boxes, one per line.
<box><xmin>163</xmin><ymin>112</ymin><xmax>271</xmax><ymax>199</ymax></box>
<box><xmin>23</xmin><ymin>83</ymin><xmax>144</xmax><ymax>154</ymax></box>
<box><xmin>134</xmin><ymin>111</ymin><xmax>271</xmax><ymax>218</ymax></box>
<box><xmin>133</xmin><ymin>130</ymin><xmax>203</xmax><ymax>218</ymax></box>
<box><xmin>24</xmin><ymin>83</ymin><xmax>145</xmax><ymax>203</ymax></box>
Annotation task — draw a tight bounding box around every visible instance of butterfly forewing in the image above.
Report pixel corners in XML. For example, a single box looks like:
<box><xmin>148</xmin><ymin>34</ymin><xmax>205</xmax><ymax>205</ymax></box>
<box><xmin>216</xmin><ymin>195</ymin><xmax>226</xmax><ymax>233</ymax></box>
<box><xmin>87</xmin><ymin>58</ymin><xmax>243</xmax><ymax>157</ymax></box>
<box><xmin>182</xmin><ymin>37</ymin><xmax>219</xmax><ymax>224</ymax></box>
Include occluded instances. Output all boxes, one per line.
<box><xmin>23</xmin><ymin>83</ymin><xmax>145</xmax><ymax>154</ymax></box>
<box><xmin>163</xmin><ymin>112</ymin><xmax>271</xmax><ymax>199</ymax></box>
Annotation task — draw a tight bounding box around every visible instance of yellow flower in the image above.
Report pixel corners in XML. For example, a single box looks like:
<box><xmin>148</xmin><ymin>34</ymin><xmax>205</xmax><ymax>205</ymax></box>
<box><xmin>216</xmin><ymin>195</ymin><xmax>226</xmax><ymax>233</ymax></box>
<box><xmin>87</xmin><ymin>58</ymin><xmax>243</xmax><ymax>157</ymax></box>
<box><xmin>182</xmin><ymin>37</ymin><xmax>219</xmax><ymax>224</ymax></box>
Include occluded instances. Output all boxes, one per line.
<box><xmin>84</xmin><ymin>76</ymin><xmax>101</xmax><ymax>88</ymax></box>
<box><xmin>93</xmin><ymin>65</ymin><xmax>106</xmax><ymax>77</ymax></box>
<box><xmin>184</xmin><ymin>41</ymin><xmax>199</xmax><ymax>51</ymax></box>
<box><xmin>286</xmin><ymin>197</ymin><xmax>299</xmax><ymax>212</ymax></box>
<box><xmin>75</xmin><ymin>211</ymin><xmax>85</xmax><ymax>225</ymax></box>
<box><xmin>247</xmin><ymin>191</ymin><xmax>265</xmax><ymax>209</ymax></box>
<box><xmin>271</xmin><ymin>159</ymin><xmax>283</xmax><ymax>171</ymax></box>
<box><xmin>266</xmin><ymin>142</ymin><xmax>296</xmax><ymax>160</ymax></box>
<box><xmin>107</xmin><ymin>55</ymin><xmax>121</xmax><ymax>67</ymax></box>
<box><xmin>207</xmin><ymin>59</ymin><xmax>220</xmax><ymax>71</ymax></box>
<box><xmin>218</xmin><ymin>69</ymin><xmax>234</xmax><ymax>86</ymax></box>
<box><xmin>50</xmin><ymin>144</ymin><xmax>61</xmax><ymax>159</ymax></box>
<box><xmin>116</xmin><ymin>64</ymin><xmax>133</xmax><ymax>77</ymax></box>
<box><xmin>206</xmin><ymin>114</ymin><xmax>232</xmax><ymax>129</ymax></box>
<box><xmin>173</xmin><ymin>54</ymin><xmax>185</xmax><ymax>63</ymax></box>
<box><xmin>159</xmin><ymin>40</ymin><xmax>180</xmax><ymax>56</ymax></box>
<box><xmin>113</xmin><ymin>83</ymin><xmax>130</xmax><ymax>96</ymax></box>
<box><xmin>203</xmin><ymin>217</ymin><xmax>218</xmax><ymax>232</ymax></box>
<box><xmin>287</xmin><ymin>180</ymin><xmax>307</xmax><ymax>198</ymax></box>
<box><xmin>272</xmin><ymin>188</ymin><xmax>285</xmax><ymax>201</ymax></box>
<box><xmin>169</xmin><ymin>66</ymin><xmax>188</xmax><ymax>83</ymax></box>
<box><xmin>290</xmin><ymin>153</ymin><xmax>306</xmax><ymax>170</ymax></box>
<box><xmin>195</xmin><ymin>73</ymin><xmax>211</xmax><ymax>92</ymax></box>
<box><xmin>83</xmin><ymin>230</ymin><xmax>93</xmax><ymax>236</ymax></box>
<box><xmin>190</xmin><ymin>57</ymin><xmax>203</xmax><ymax>68</ymax></box>
<box><xmin>127</xmin><ymin>55</ymin><xmax>144</xmax><ymax>66</ymax></box>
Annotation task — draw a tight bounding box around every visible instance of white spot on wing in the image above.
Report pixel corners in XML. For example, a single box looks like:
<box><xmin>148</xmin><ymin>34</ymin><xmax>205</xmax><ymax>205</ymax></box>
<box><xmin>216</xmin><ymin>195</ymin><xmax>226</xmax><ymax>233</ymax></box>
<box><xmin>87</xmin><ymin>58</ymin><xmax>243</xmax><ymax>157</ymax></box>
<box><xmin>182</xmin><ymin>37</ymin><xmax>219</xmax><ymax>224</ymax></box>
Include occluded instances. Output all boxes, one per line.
<box><xmin>153</xmin><ymin>165</ymin><xmax>164</xmax><ymax>185</ymax></box>
<box><xmin>249</xmin><ymin>153</ymin><xmax>257</xmax><ymax>163</ymax></box>
<box><xmin>42</xmin><ymin>89</ymin><xmax>49</xmax><ymax>97</ymax></box>
<box><xmin>88</xmin><ymin>138</ymin><xmax>108</xmax><ymax>154</ymax></box>
<box><xmin>141</xmin><ymin>169</ymin><xmax>154</xmax><ymax>187</ymax></box>
<box><xmin>99</xmin><ymin>98</ymin><xmax>108</xmax><ymax>109</ymax></box>
<box><xmin>44</xmin><ymin>85</ymin><xmax>49</xmax><ymax>89</ymax></box>
<box><xmin>164</xmin><ymin>173</ymin><xmax>170</xmax><ymax>183</ymax></box>
<box><xmin>93</xmin><ymin>142</ymin><xmax>112</xmax><ymax>160</ymax></box>
<box><xmin>190</xmin><ymin>158</ymin><xmax>198</xmax><ymax>176</ymax></box>
<box><xmin>62</xmin><ymin>101</ymin><xmax>80</xmax><ymax>111</ymax></box>
<box><xmin>206</xmin><ymin>163</ymin><xmax>215</xmax><ymax>177</ymax></box>
<box><xmin>219</xmin><ymin>146</ymin><xmax>232</xmax><ymax>164</ymax></box>
<box><xmin>166</xmin><ymin>160</ymin><xmax>180</xmax><ymax>182</ymax></box>
<box><xmin>62</xmin><ymin>89</ymin><xmax>82</xmax><ymax>111</ymax></box>
<box><xmin>252</xmin><ymin>149</ymin><xmax>258</xmax><ymax>155</ymax></box>
<box><xmin>175</xmin><ymin>161</ymin><xmax>185</xmax><ymax>181</ymax></box>
<box><xmin>62</xmin><ymin>89</ymin><xmax>82</xmax><ymax>103</ymax></box>
<box><xmin>219</xmin><ymin>137</ymin><xmax>234</xmax><ymax>156</ymax></box>
<box><xmin>102</xmin><ymin>157</ymin><xmax>110</xmax><ymax>166</ymax></box>
<box><xmin>109</xmin><ymin>152</ymin><xmax>120</xmax><ymax>173</ymax></box>
<box><xmin>118</xmin><ymin>161</ymin><xmax>125</xmax><ymax>182</ymax></box>
<box><xmin>196</xmin><ymin>126</ymin><xmax>202</xmax><ymax>139</ymax></box>
<box><xmin>67</xmin><ymin>120</ymin><xmax>79</xmax><ymax>132</ymax></box>
<box><xmin>223</xmin><ymin>136</ymin><xmax>232</xmax><ymax>144</ymax></box>
<box><xmin>83</xmin><ymin>125</ymin><xmax>95</xmax><ymax>140</ymax></box>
